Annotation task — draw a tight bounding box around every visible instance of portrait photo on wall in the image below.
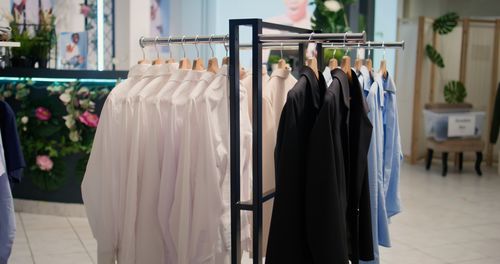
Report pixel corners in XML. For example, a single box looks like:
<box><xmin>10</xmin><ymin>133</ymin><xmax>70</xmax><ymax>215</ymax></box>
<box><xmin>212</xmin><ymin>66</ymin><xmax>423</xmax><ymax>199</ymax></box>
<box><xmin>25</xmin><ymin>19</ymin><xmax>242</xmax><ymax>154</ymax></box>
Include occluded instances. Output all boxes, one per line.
<box><xmin>57</xmin><ymin>31</ymin><xmax>88</xmax><ymax>70</ymax></box>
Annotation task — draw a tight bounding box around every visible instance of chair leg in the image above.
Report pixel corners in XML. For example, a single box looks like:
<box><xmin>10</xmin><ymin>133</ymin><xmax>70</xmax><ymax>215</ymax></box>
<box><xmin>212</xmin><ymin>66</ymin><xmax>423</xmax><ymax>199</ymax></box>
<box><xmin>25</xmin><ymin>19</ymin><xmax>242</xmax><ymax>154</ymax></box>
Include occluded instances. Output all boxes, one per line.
<box><xmin>475</xmin><ymin>152</ymin><xmax>483</xmax><ymax>176</ymax></box>
<box><xmin>426</xmin><ymin>149</ymin><xmax>433</xmax><ymax>170</ymax></box>
<box><xmin>458</xmin><ymin>152</ymin><xmax>463</xmax><ymax>172</ymax></box>
<box><xmin>442</xmin><ymin>152</ymin><xmax>448</xmax><ymax>177</ymax></box>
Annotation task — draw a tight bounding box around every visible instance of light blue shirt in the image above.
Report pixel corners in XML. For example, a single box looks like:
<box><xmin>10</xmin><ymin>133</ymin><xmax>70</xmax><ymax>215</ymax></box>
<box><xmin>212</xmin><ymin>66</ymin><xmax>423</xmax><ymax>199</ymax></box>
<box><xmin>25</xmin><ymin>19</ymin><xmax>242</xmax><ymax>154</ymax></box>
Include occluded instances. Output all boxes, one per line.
<box><xmin>382</xmin><ymin>74</ymin><xmax>402</xmax><ymax>218</ymax></box>
<box><xmin>359</xmin><ymin>66</ymin><xmax>387</xmax><ymax>264</ymax></box>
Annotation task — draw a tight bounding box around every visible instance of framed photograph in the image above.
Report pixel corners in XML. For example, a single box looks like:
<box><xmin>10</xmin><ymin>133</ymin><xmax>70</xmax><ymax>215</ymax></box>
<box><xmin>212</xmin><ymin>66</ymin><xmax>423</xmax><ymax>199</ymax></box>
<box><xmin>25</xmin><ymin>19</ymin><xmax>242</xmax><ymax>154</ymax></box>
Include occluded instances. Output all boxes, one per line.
<box><xmin>57</xmin><ymin>31</ymin><xmax>88</xmax><ymax>70</ymax></box>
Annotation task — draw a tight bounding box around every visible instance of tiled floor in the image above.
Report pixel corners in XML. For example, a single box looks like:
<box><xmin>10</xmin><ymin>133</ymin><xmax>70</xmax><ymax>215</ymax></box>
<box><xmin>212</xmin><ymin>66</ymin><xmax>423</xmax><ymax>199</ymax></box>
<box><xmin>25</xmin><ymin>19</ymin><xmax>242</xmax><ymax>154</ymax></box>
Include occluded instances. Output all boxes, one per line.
<box><xmin>9</xmin><ymin>162</ymin><xmax>500</xmax><ymax>264</ymax></box>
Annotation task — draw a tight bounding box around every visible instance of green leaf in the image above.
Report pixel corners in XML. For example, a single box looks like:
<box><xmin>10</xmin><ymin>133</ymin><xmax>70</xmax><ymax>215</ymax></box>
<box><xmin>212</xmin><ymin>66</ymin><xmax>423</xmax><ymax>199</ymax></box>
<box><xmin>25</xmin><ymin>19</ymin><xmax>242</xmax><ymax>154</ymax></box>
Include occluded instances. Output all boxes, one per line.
<box><xmin>444</xmin><ymin>80</ymin><xmax>467</xmax><ymax>104</ymax></box>
<box><xmin>433</xmin><ymin>12</ymin><xmax>459</xmax><ymax>35</ymax></box>
<box><xmin>425</xmin><ymin>44</ymin><xmax>445</xmax><ymax>68</ymax></box>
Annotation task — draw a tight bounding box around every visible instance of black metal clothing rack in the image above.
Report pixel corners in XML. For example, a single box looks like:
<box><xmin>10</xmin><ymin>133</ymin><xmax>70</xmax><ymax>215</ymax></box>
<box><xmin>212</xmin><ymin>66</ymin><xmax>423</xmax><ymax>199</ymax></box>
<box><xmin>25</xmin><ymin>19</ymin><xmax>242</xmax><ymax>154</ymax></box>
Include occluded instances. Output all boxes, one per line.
<box><xmin>228</xmin><ymin>18</ymin><xmax>320</xmax><ymax>264</ymax></box>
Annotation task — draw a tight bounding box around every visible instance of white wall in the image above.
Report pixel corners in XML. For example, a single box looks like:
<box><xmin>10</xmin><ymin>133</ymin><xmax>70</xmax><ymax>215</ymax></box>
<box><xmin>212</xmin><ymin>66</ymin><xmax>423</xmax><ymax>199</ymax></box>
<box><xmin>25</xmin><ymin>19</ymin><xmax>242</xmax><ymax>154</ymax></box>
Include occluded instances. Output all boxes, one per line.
<box><xmin>374</xmin><ymin>0</ymin><xmax>399</xmax><ymax>78</ymax></box>
<box><xmin>114</xmin><ymin>0</ymin><xmax>150</xmax><ymax>69</ymax></box>
<box><xmin>404</xmin><ymin>0</ymin><xmax>500</xmax><ymax>19</ymax></box>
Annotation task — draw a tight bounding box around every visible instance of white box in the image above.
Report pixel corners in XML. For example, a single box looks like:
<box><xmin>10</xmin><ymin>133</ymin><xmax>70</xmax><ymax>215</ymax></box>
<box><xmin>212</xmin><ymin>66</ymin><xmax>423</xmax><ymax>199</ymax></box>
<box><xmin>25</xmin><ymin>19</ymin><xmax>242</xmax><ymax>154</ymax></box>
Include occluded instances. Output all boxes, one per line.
<box><xmin>423</xmin><ymin>110</ymin><xmax>485</xmax><ymax>141</ymax></box>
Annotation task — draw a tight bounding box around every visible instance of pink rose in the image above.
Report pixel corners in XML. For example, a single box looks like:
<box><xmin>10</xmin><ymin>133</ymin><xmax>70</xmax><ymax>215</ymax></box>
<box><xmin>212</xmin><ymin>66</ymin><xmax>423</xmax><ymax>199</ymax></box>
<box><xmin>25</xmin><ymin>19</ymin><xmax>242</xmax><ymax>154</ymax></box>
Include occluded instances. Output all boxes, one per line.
<box><xmin>36</xmin><ymin>155</ymin><xmax>53</xmax><ymax>171</ymax></box>
<box><xmin>78</xmin><ymin>111</ymin><xmax>99</xmax><ymax>128</ymax></box>
<box><xmin>35</xmin><ymin>107</ymin><xmax>51</xmax><ymax>121</ymax></box>
<box><xmin>80</xmin><ymin>4</ymin><xmax>91</xmax><ymax>17</ymax></box>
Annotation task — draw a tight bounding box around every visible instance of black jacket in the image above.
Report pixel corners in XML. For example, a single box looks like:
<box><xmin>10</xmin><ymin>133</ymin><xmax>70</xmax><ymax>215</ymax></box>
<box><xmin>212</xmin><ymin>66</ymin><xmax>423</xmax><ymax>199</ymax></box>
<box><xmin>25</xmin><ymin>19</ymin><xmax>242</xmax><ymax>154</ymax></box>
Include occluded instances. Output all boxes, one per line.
<box><xmin>333</xmin><ymin>69</ymin><xmax>374</xmax><ymax>263</ymax></box>
<box><xmin>266</xmin><ymin>66</ymin><xmax>327</xmax><ymax>264</ymax></box>
<box><xmin>266</xmin><ymin>67</ymin><xmax>374</xmax><ymax>264</ymax></box>
<box><xmin>0</xmin><ymin>100</ymin><xmax>25</xmax><ymax>182</ymax></box>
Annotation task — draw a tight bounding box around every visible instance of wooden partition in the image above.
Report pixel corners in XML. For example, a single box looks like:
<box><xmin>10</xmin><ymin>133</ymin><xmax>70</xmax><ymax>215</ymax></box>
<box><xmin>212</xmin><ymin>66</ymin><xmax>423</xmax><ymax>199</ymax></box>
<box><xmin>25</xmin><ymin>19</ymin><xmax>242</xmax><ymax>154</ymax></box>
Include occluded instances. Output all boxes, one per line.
<box><xmin>397</xmin><ymin>17</ymin><xmax>500</xmax><ymax>165</ymax></box>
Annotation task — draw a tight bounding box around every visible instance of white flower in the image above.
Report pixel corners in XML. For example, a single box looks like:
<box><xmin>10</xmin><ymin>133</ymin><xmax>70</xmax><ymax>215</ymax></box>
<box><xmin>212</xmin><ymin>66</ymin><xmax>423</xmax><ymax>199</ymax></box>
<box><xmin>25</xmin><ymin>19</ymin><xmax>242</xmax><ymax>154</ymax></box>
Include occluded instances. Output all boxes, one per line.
<box><xmin>22</xmin><ymin>126</ymin><xmax>27</xmax><ymax>132</ymax></box>
<box><xmin>63</xmin><ymin>115</ymin><xmax>75</xmax><ymax>129</ymax></box>
<box><xmin>59</xmin><ymin>93</ymin><xmax>72</xmax><ymax>104</ymax></box>
<box><xmin>69</xmin><ymin>130</ymin><xmax>80</xmax><ymax>142</ymax></box>
<box><xmin>324</xmin><ymin>0</ymin><xmax>342</xmax><ymax>12</ymax></box>
<box><xmin>21</xmin><ymin>116</ymin><xmax>29</xmax><ymax>124</ymax></box>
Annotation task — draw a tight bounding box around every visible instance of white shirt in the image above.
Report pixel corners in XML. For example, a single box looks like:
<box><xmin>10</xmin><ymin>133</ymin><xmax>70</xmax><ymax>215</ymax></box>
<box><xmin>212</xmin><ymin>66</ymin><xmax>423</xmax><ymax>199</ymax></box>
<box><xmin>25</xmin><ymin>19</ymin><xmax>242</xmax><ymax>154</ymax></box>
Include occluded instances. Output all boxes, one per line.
<box><xmin>82</xmin><ymin>64</ymin><xmax>150</xmax><ymax>264</ymax></box>
<box><xmin>126</xmin><ymin>63</ymin><xmax>177</xmax><ymax>264</ymax></box>
<box><xmin>268</xmin><ymin>68</ymin><xmax>297</xmax><ymax>128</ymax></box>
<box><xmin>241</xmin><ymin>65</ymin><xmax>270</xmax><ymax>123</ymax></box>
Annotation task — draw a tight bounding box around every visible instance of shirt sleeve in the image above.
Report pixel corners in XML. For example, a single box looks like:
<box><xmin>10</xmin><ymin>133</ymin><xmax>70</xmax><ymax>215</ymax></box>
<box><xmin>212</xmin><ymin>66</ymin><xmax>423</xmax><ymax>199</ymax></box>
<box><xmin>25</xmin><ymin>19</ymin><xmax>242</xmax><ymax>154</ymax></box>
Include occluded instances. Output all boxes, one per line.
<box><xmin>81</xmin><ymin>100</ymin><xmax>117</xmax><ymax>264</ymax></box>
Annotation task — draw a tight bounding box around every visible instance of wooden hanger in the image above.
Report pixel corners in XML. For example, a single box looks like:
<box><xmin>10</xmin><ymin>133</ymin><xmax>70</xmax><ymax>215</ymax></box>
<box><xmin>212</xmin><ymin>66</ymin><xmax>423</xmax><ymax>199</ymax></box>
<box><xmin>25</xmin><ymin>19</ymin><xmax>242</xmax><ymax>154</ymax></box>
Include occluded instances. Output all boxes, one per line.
<box><xmin>137</xmin><ymin>37</ymin><xmax>150</xmax><ymax>64</ymax></box>
<box><xmin>341</xmin><ymin>54</ymin><xmax>352</xmax><ymax>80</ymax></box>
<box><xmin>329</xmin><ymin>58</ymin><xmax>338</xmax><ymax>69</ymax></box>
<box><xmin>379</xmin><ymin>59</ymin><xmax>388</xmax><ymax>79</ymax></box>
<box><xmin>222</xmin><ymin>34</ymin><xmax>229</xmax><ymax>66</ymax></box>
<box><xmin>364</xmin><ymin>41</ymin><xmax>372</xmax><ymax>72</ymax></box>
<box><xmin>207</xmin><ymin>35</ymin><xmax>219</xmax><ymax>73</ymax></box>
<box><xmin>178</xmin><ymin>36</ymin><xmax>191</xmax><ymax>70</ymax></box>
<box><xmin>340</xmin><ymin>33</ymin><xmax>352</xmax><ymax>79</ymax></box>
<box><xmin>306</xmin><ymin>57</ymin><xmax>319</xmax><ymax>79</ymax></box>
<box><xmin>277</xmin><ymin>43</ymin><xmax>287</xmax><ymax>69</ymax></box>
<box><xmin>306</xmin><ymin>32</ymin><xmax>319</xmax><ymax>79</ymax></box>
<box><xmin>354</xmin><ymin>43</ymin><xmax>363</xmax><ymax>72</ymax></box>
<box><xmin>192</xmin><ymin>35</ymin><xmax>205</xmax><ymax>71</ymax></box>
<box><xmin>165</xmin><ymin>36</ymin><xmax>175</xmax><ymax>64</ymax></box>
<box><xmin>379</xmin><ymin>42</ymin><xmax>387</xmax><ymax>78</ymax></box>
<box><xmin>152</xmin><ymin>36</ymin><xmax>164</xmax><ymax>65</ymax></box>
<box><xmin>365</xmin><ymin>58</ymin><xmax>373</xmax><ymax>72</ymax></box>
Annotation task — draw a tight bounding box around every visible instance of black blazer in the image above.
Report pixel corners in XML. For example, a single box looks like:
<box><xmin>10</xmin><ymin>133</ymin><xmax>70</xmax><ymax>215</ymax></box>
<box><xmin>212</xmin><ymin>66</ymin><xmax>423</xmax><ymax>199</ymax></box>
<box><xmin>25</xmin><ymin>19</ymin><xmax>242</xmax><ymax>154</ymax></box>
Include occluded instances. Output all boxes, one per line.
<box><xmin>266</xmin><ymin>66</ymin><xmax>327</xmax><ymax>264</ymax></box>
<box><xmin>332</xmin><ymin>69</ymin><xmax>374</xmax><ymax>263</ymax></box>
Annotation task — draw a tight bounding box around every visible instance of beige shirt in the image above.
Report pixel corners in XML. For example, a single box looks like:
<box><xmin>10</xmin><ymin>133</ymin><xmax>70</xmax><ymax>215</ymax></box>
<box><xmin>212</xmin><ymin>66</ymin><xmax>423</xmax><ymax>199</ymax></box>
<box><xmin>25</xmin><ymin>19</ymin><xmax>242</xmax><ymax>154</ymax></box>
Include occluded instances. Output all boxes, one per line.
<box><xmin>262</xmin><ymin>68</ymin><xmax>297</xmax><ymax>254</ymax></box>
<box><xmin>241</xmin><ymin>65</ymin><xmax>270</xmax><ymax>123</ymax></box>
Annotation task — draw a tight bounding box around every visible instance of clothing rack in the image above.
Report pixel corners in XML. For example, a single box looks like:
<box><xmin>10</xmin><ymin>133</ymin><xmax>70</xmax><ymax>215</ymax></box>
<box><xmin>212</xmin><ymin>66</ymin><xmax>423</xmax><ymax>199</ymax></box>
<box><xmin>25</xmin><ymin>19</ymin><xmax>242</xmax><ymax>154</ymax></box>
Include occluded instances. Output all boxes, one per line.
<box><xmin>138</xmin><ymin>18</ymin><xmax>404</xmax><ymax>264</ymax></box>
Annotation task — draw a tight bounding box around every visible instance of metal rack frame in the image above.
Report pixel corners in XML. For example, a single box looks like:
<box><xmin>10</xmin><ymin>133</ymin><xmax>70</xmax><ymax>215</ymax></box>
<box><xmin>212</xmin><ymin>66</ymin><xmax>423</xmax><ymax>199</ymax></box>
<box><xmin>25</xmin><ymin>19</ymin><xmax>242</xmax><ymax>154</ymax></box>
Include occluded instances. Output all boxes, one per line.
<box><xmin>137</xmin><ymin>18</ymin><xmax>404</xmax><ymax>264</ymax></box>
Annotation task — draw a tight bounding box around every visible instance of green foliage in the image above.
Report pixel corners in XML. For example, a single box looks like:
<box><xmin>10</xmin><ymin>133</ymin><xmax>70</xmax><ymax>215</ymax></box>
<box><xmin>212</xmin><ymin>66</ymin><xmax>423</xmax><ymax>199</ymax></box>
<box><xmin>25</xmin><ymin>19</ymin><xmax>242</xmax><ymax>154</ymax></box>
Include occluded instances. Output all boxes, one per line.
<box><xmin>311</xmin><ymin>0</ymin><xmax>354</xmax><ymax>33</ymax></box>
<box><xmin>444</xmin><ymin>81</ymin><xmax>467</xmax><ymax>104</ymax></box>
<box><xmin>433</xmin><ymin>12</ymin><xmax>459</xmax><ymax>35</ymax></box>
<box><xmin>425</xmin><ymin>44</ymin><xmax>445</xmax><ymax>68</ymax></box>
<box><xmin>1</xmin><ymin>80</ymin><xmax>112</xmax><ymax>192</ymax></box>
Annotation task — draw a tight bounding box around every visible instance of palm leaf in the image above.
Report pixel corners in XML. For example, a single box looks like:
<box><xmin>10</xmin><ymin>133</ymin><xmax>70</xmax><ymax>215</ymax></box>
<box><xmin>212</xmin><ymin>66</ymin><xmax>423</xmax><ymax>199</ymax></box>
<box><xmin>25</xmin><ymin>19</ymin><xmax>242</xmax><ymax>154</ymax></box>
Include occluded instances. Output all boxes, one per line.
<box><xmin>425</xmin><ymin>44</ymin><xmax>445</xmax><ymax>68</ymax></box>
<box><xmin>433</xmin><ymin>12</ymin><xmax>459</xmax><ymax>35</ymax></box>
<box><xmin>444</xmin><ymin>80</ymin><xmax>467</xmax><ymax>104</ymax></box>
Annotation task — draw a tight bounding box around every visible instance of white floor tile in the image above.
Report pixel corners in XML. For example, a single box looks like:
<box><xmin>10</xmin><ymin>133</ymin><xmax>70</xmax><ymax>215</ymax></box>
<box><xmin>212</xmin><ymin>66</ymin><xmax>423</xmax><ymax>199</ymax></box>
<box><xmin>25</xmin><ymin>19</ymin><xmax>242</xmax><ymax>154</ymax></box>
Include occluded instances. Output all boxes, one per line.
<box><xmin>7</xmin><ymin>163</ymin><xmax>500</xmax><ymax>264</ymax></box>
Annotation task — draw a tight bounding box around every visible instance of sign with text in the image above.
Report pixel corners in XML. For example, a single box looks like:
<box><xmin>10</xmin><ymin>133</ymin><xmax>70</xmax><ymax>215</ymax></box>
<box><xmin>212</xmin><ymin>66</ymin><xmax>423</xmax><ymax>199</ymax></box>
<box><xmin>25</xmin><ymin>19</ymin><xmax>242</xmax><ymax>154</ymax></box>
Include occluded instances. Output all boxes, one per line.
<box><xmin>448</xmin><ymin>114</ymin><xmax>476</xmax><ymax>137</ymax></box>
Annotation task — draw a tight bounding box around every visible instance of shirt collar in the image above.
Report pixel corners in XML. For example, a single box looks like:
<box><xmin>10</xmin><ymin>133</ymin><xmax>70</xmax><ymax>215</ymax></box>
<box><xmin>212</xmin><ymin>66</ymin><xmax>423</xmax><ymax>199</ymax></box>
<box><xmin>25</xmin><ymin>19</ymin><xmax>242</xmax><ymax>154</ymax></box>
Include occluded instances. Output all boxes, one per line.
<box><xmin>270</xmin><ymin>68</ymin><xmax>290</xmax><ymax>79</ymax></box>
<box><xmin>301</xmin><ymin>66</ymin><xmax>325</xmax><ymax>111</ymax></box>
<box><xmin>331</xmin><ymin>68</ymin><xmax>351</xmax><ymax>109</ymax></box>
<box><xmin>373</xmin><ymin>72</ymin><xmax>385</xmax><ymax>108</ymax></box>
<box><xmin>169</xmin><ymin>69</ymin><xmax>191</xmax><ymax>82</ymax></box>
<box><xmin>359</xmin><ymin>65</ymin><xmax>372</xmax><ymax>92</ymax></box>
<box><xmin>128</xmin><ymin>64</ymin><xmax>150</xmax><ymax>78</ymax></box>
<box><xmin>382</xmin><ymin>72</ymin><xmax>397</xmax><ymax>93</ymax></box>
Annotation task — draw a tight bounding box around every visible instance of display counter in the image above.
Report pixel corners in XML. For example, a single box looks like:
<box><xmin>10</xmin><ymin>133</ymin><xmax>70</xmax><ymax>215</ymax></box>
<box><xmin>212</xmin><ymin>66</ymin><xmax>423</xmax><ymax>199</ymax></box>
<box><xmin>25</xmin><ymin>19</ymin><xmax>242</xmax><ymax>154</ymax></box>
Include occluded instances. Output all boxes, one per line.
<box><xmin>0</xmin><ymin>69</ymin><xmax>127</xmax><ymax>204</ymax></box>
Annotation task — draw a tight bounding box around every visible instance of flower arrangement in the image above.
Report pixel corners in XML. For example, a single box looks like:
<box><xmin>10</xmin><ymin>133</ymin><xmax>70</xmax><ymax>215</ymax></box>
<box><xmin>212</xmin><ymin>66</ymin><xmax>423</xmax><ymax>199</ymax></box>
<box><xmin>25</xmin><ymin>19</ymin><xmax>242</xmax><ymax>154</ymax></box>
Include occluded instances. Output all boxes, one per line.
<box><xmin>0</xmin><ymin>80</ymin><xmax>110</xmax><ymax>191</ymax></box>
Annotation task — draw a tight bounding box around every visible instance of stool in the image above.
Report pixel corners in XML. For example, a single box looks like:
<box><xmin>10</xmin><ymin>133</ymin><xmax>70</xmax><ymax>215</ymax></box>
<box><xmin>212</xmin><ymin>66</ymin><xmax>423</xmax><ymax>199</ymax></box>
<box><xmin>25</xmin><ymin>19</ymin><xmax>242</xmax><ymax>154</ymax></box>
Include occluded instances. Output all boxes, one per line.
<box><xmin>425</xmin><ymin>138</ymin><xmax>484</xmax><ymax>177</ymax></box>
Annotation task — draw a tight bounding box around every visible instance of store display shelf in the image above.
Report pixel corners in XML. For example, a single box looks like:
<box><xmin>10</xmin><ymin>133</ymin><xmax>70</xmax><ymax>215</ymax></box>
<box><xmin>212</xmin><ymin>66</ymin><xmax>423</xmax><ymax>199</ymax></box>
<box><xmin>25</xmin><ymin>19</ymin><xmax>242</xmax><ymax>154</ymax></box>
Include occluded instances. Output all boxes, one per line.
<box><xmin>0</xmin><ymin>41</ymin><xmax>21</xmax><ymax>47</ymax></box>
<box><xmin>0</xmin><ymin>68</ymin><xmax>127</xmax><ymax>83</ymax></box>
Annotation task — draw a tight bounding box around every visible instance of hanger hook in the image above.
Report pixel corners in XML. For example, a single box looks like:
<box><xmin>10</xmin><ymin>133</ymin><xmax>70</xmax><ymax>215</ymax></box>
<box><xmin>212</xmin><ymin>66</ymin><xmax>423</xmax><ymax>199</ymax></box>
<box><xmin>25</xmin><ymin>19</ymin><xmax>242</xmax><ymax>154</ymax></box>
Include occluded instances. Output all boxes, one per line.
<box><xmin>181</xmin><ymin>35</ymin><xmax>186</xmax><ymax>58</ymax></box>
<box><xmin>280</xmin><ymin>43</ymin><xmax>284</xmax><ymax>59</ymax></box>
<box><xmin>357</xmin><ymin>42</ymin><xmax>361</xmax><ymax>59</ymax></box>
<box><xmin>168</xmin><ymin>36</ymin><xmax>173</xmax><ymax>59</ymax></box>
<box><xmin>154</xmin><ymin>36</ymin><xmax>160</xmax><ymax>60</ymax></box>
<box><xmin>194</xmin><ymin>35</ymin><xmax>200</xmax><ymax>58</ymax></box>
<box><xmin>308</xmin><ymin>32</ymin><xmax>315</xmax><ymax>42</ymax></box>
<box><xmin>139</xmin><ymin>36</ymin><xmax>146</xmax><ymax>61</ymax></box>
<box><xmin>209</xmin><ymin>34</ymin><xmax>215</xmax><ymax>57</ymax></box>
<box><xmin>382</xmin><ymin>41</ymin><xmax>386</xmax><ymax>60</ymax></box>
<box><xmin>223</xmin><ymin>34</ymin><xmax>229</xmax><ymax>56</ymax></box>
<box><xmin>344</xmin><ymin>32</ymin><xmax>349</xmax><ymax>56</ymax></box>
<box><xmin>367</xmin><ymin>41</ymin><xmax>371</xmax><ymax>57</ymax></box>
